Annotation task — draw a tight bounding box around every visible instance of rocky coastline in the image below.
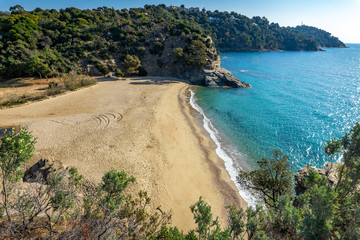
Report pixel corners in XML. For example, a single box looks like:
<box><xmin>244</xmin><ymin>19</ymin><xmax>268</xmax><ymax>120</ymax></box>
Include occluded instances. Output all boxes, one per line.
<box><xmin>138</xmin><ymin>35</ymin><xmax>251</xmax><ymax>89</ymax></box>
<box><xmin>294</xmin><ymin>162</ymin><xmax>342</xmax><ymax>195</ymax></box>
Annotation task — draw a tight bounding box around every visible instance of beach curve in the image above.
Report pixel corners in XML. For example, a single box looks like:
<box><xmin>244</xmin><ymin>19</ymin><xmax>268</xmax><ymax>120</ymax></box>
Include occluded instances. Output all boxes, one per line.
<box><xmin>0</xmin><ymin>77</ymin><xmax>246</xmax><ymax>230</ymax></box>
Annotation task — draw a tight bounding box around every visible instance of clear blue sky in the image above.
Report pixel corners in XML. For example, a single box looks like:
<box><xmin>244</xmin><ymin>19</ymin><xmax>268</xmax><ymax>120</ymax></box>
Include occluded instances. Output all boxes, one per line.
<box><xmin>1</xmin><ymin>0</ymin><xmax>359</xmax><ymax>43</ymax></box>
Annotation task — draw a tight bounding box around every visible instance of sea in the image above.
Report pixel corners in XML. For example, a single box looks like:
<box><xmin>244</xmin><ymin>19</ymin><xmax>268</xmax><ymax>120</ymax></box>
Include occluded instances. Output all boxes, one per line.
<box><xmin>189</xmin><ymin>44</ymin><xmax>360</xmax><ymax>205</ymax></box>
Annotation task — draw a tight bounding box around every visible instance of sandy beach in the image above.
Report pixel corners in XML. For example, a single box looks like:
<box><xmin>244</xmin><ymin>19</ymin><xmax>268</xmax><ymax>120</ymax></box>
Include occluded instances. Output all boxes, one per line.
<box><xmin>0</xmin><ymin>77</ymin><xmax>246</xmax><ymax>230</ymax></box>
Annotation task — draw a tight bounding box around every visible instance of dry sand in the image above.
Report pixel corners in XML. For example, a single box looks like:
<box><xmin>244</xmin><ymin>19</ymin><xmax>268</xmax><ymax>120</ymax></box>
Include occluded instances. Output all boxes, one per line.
<box><xmin>0</xmin><ymin>77</ymin><xmax>246</xmax><ymax>230</ymax></box>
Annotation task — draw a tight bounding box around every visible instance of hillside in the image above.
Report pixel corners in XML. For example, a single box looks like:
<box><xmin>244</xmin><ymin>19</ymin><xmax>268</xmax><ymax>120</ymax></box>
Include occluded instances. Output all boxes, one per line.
<box><xmin>294</xmin><ymin>25</ymin><xmax>346</xmax><ymax>48</ymax></box>
<box><xmin>0</xmin><ymin>5</ymin><xmax>346</xmax><ymax>82</ymax></box>
<box><xmin>176</xmin><ymin>8</ymin><xmax>345</xmax><ymax>51</ymax></box>
<box><xmin>178</xmin><ymin>9</ymin><xmax>320</xmax><ymax>51</ymax></box>
<box><xmin>0</xmin><ymin>5</ymin><xmax>250</xmax><ymax>87</ymax></box>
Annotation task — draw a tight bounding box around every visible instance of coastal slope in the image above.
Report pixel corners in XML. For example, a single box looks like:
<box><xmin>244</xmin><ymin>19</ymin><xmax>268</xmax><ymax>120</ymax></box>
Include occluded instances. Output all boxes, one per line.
<box><xmin>0</xmin><ymin>77</ymin><xmax>246</xmax><ymax>230</ymax></box>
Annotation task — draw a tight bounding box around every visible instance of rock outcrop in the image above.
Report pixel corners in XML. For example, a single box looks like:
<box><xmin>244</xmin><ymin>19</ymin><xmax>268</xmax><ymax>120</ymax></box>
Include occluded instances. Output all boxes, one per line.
<box><xmin>139</xmin><ymin>34</ymin><xmax>251</xmax><ymax>88</ymax></box>
<box><xmin>203</xmin><ymin>67</ymin><xmax>251</xmax><ymax>88</ymax></box>
<box><xmin>294</xmin><ymin>162</ymin><xmax>342</xmax><ymax>195</ymax></box>
<box><xmin>200</xmin><ymin>51</ymin><xmax>251</xmax><ymax>88</ymax></box>
<box><xmin>23</xmin><ymin>159</ymin><xmax>68</xmax><ymax>184</ymax></box>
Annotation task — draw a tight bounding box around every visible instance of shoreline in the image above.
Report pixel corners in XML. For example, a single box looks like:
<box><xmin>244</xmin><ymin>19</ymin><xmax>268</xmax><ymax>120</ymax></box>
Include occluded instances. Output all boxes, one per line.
<box><xmin>188</xmin><ymin>87</ymin><xmax>257</xmax><ymax>206</ymax></box>
<box><xmin>0</xmin><ymin>77</ymin><xmax>246</xmax><ymax>230</ymax></box>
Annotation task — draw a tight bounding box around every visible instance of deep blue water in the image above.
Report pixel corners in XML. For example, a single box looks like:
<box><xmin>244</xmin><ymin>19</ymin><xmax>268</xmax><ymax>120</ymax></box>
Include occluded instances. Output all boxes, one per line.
<box><xmin>194</xmin><ymin>44</ymin><xmax>360</xmax><ymax>171</ymax></box>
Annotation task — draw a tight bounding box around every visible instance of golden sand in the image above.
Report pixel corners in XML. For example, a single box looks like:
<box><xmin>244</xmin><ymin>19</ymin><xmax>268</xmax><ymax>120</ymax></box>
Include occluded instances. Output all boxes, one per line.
<box><xmin>0</xmin><ymin>77</ymin><xmax>246</xmax><ymax>230</ymax></box>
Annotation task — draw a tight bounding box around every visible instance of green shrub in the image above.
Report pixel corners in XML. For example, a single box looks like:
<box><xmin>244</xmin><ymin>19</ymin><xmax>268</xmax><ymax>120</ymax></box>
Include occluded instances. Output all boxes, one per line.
<box><xmin>149</xmin><ymin>41</ymin><xmax>164</xmax><ymax>56</ymax></box>
<box><xmin>122</xmin><ymin>54</ymin><xmax>141</xmax><ymax>75</ymax></box>
<box><xmin>173</xmin><ymin>47</ymin><xmax>184</xmax><ymax>60</ymax></box>
<box><xmin>115</xmin><ymin>68</ymin><xmax>125</xmax><ymax>77</ymax></box>
<box><xmin>184</xmin><ymin>40</ymin><xmax>208</xmax><ymax>67</ymax></box>
<box><xmin>95</xmin><ymin>62</ymin><xmax>109</xmax><ymax>75</ymax></box>
<box><xmin>0</xmin><ymin>128</ymin><xmax>36</xmax><ymax>222</ymax></box>
<box><xmin>83</xmin><ymin>32</ymin><xmax>94</xmax><ymax>41</ymax></box>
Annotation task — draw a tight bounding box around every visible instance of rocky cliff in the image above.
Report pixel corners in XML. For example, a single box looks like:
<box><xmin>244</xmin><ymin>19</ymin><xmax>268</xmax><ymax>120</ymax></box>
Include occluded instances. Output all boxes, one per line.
<box><xmin>138</xmin><ymin>34</ymin><xmax>251</xmax><ymax>88</ymax></box>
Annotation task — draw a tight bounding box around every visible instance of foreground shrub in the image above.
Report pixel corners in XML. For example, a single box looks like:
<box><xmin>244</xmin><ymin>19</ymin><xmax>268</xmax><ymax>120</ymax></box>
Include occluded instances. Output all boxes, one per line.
<box><xmin>1</xmin><ymin>124</ymin><xmax>359</xmax><ymax>239</ymax></box>
<box><xmin>0</xmin><ymin>129</ymin><xmax>170</xmax><ymax>239</ymax></box>
<box><xmin>0</xmin><ymin>128</ymin><xmax>36</xmax><ymax>234</ymax></box>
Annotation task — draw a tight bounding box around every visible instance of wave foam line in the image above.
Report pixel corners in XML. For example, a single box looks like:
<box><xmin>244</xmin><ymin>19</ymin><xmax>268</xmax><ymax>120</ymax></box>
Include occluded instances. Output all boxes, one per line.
<box><xmin>189</xmin><ymin>89</ymin><xmax>257</xmax><ymax>206</ymax></box>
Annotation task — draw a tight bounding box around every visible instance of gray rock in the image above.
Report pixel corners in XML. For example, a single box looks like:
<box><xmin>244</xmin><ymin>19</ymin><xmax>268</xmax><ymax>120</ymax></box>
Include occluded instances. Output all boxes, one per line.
<box><xmin>203</xmin><ymin>67</ymin><xmax>251</xmax><ymax>88</ymax></box>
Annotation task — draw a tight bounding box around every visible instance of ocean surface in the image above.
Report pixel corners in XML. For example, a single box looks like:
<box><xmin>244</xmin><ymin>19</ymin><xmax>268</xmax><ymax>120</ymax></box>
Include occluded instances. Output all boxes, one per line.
<box><xmin>191</xmin><ymin>44</ymin><xmax>360</xmax><ymax>204</ymax></box>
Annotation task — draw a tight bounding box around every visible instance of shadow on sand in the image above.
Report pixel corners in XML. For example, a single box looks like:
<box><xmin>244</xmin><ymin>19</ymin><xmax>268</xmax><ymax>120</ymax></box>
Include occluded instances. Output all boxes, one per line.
<box><xmin>0</xmin><ymin>127</ymin><xmax>17</xmax><ymax>137</ymax></box>
<box><xmin>96</xmin><ymin>76</ymin><xmax>189</xmax><ymax>85</ymax></box>
<box><xmin>96</xmin><ymin>76</ymin><xmax>121</xmax><ymax>82</ymax></box>
<box><xmin>128</xmin><ymin>77</ymin><xmax>188</xmax><ymax>85</ymax></box>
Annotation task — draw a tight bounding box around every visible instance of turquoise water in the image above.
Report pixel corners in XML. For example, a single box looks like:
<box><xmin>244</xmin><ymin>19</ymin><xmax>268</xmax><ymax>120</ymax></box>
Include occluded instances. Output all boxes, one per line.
<box><xmin>194</xmin><ymin>44</ymin><xmax>360</xmax><ymax>171</ymax></box>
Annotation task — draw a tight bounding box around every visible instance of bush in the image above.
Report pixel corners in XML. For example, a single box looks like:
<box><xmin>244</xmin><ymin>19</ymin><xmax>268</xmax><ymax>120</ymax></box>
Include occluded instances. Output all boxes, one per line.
<box><xmin>114</xmin><ymin>68</ymin><xmax>125</xmax><ymax>77</ymax></box>
<box><xmin>107</xmin><ymin>63</ymin><xmax>117</xmax><ymax>72</ymax></box>
<box><xmin>0</xmin><ymin>95</ymin><xmax>28</xmax><ymax>107</ymax></box>
<box><xmin>0</xmin><ymin>129</ymin><xmax>171</xmax><ymax>239</ymax></box>
<box><xmin>136</xmin><ymin>46</ymin><xmax>146</xmax><ymax>57</ymax></box>
<box><xmin>48</xmin><ymin>81</ymin><xmax>58</xmax><ymax>89</ymax></box>
<box><xmin>47</xmin><ymin>87</ymin><xmax>64</xmax><ymax>96</ymax></box>
<box><xmin>83</xmin><ymin>32</ymin><xmax>94</xmax><ymax>41</ymax></box>
<box><xmin>184</xmin><ymin>40</ymin><xmax>208</xmax><ymax>67</ymax></box>
<box><xmin>0</xmin><ymin>128</ymin><xmax>36</xmax><ymax>223</ymax></box>
<box><xmin>149</xmin><ymin>41</ymin><xmax>164</xmax><ymax>56</ymax></box>
<box><xmin>63</xmin><ymin>72</ymin><xmax>97</xmax><ymax>91</ymax></box>
<box><xmin>122</xmin><ymin>54</ymin><xmax>141</xmax><ymax>76</ymax></box>
<box><xmin>95</xmin><ymin>62</ymin><xmax>109</xmax><ymax>75</ymax></box>
<box><xmin>173</xmin><ymin>47</ymin><xmax>184</xmax><ymax>60</ymax></box>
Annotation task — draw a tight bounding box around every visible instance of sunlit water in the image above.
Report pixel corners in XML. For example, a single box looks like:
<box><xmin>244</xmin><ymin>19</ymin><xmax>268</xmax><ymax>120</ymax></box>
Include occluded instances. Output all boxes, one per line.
<box><xmin>194</xmin><ymin>44</ymin><xmax>360</xmax><ymax>174</ymax></box>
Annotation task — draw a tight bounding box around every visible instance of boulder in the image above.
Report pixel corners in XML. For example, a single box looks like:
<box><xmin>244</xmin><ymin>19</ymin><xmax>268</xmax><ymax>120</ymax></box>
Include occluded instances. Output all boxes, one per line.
<box><xmin>23</xmin><ymin>159</ymin><xmax>67</xmax><ymax>184</ymax></box>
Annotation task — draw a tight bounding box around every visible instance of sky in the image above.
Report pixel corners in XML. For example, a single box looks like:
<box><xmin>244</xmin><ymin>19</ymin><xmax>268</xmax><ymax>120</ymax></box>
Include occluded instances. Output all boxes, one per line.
<box><xmin>1</xmin><ymin>0</ymin><xmax>359</xmax><ymax>43</ymax></box>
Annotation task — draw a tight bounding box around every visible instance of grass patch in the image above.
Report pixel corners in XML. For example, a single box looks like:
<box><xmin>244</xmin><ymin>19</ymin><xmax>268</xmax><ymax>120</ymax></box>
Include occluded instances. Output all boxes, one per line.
<box><xmin>0</xmin><ymin>95</ymin><xmax>28</xmax><ymax>108</ymax></box>
<box><xmin>47</xmin><ymin>73</ymin><xmax>97</xmax><ymax>96</ymax></box>
<box><xmin>62</xmin><ymin>72</ymin><xmax>97</xmax><ymax>91</ymax></box>
<box><xmin>0</xmin><ymin>74</ymin><xmax>97</xmax><ymax>109</ymax></box>
<box><xmin>0</xmin><ymin>94</ymin><xmax>49</xmax><ymax>108</ymax></box>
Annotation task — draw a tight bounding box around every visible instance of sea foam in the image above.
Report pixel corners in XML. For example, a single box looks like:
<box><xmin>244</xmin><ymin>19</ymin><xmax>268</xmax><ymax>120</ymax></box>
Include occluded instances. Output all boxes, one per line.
<box><xmin>189</xmin><ymin>89</ymin><xmax>257</xmax><ymax>206</ymax></box>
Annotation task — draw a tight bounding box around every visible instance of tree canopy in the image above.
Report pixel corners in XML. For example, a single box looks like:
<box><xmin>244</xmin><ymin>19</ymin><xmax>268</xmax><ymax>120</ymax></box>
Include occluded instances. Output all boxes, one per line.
<box><xmin>0</xmin><ymin>5</ymin><xmax>345</xmax><ymax>80</ymax></box>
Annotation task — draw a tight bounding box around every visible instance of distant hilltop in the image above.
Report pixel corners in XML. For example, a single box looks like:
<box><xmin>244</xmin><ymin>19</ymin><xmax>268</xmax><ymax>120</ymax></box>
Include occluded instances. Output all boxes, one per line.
<box><xmin>0</xmin><ymin>5</ymin><xmax>346</xmax><ymax>84</ymax></box>
<box><xmin>176</xmin><ymin>7</ymin><xmax>346</xmax><ymax>51</ymax></box>
<box><xmin>169</xmin><ymin>5</ymin><xmax>200</xmax><ymax>12</ymax></box>
<box><xmin>294</xmin><ymin>25</ymin><xmax>346</xmax><ymax>48</ymax></box>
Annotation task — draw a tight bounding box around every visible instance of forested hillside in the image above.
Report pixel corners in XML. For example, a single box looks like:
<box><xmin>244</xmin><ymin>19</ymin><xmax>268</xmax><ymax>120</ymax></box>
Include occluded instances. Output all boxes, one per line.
<box><xmin>0</xmin><ymin>5</ymin><xmax>216</xmax><ymax>80</ymax></box>
<box><xmin>179</xmin><ymin>10</ymin><xmax>320</xmax><ymax>51</ymax></box>
<box><xmin>178</xmin><ymin>9</ymin><xmax>345</xmax><ymax>51</ymax></box>
<box><xmin>295</xmin><ymin>25</ymin><xmax>346</xmax><ymax>48</ymax></box>
<box><xmin>0</xmin><ymin>5</ymin><xmax>346</xmax><ymax>80</ymax></box>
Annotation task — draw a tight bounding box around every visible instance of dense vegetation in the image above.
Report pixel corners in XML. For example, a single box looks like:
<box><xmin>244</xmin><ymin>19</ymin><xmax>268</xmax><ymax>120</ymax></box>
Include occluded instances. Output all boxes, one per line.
<box><xmin>0</xmin><ymin>5</ymin><xmax>213</xmax><ymax>80</ymax></box>
<box><xmin>180</xmin><ymin>11</ymin><xmax>318</xmax><ymax>52</ymax></box>
<box><xmin>295</xmin><ymin>25</ymin><xmax>346</xmax><ymax>48</ymax></box>
<box><xmin>0</xmin><ymin>4</ymin><xmax>345</xmax><ymax>80</ymax></box>
<box><xmin>1</xmin><ymin>123</ymin><xmax>359</xmax><ymax>239</ymax></box>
